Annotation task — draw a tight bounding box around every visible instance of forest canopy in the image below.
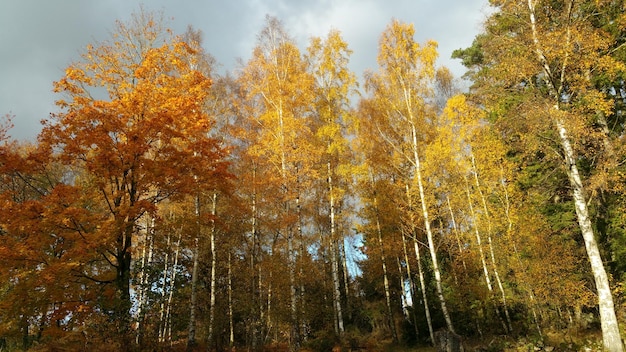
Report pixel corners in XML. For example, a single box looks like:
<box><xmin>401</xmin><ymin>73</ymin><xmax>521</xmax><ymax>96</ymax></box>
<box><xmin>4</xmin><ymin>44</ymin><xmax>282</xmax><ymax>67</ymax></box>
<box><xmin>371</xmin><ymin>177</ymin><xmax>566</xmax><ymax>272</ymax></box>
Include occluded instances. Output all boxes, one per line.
<box><xmin>1</xmin><ymin>2</ymin><xmax>626</xmax><ymax>351</ymax></box>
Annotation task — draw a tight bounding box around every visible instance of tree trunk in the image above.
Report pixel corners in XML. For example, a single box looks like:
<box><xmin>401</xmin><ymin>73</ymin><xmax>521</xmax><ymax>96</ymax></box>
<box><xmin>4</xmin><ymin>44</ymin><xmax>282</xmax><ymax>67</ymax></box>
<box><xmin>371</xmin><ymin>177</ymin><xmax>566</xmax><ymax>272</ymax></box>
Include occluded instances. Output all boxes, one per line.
<box><xmin>115</xmin><ymin>222</ymin><xmax>134</xmax><ymax>347</ymax></box>
<box><xmin>296</xmin><ymin>169</ymin><xmax>308</xmax><ymax>342</ymax></box>
<box><xmin>372</xmin><ymin>183</ymin><xmax>399</xmax><ymax>343</ymax></box>
<box><xmin>136</xmin><ymin>216</ymin><xmax>154</xmax><ymax>346</ymax></box>
<box><xmin>403</xmin><ymin>185</ymin><xmax>420</xmax><ymax>339</ymax></box>
<box><xmin>164</xmin><ymin>228</ymin><xmax>182</xmax><ymax>344</ymax></box>
<box><xmin>464</xmin><ymin>178</ymin><xmax>492</xmax><ymax>292</ymax></box>
<box><xmin>158</xmin><ymin>230</ymin><xmax>171</xmax><ymax>343</ymax></box>
<box><xmin>464</xmin><ymin>178</ymin><xmax>508</xmax><ymax>331</ymax></box>
<box><xmin>500</xmin><ymin>164</ymin><xmax>543</xmax><ymax>337</ymax></box>
<box><xmin>329</xmin><ymin>161</ymin><xmax>345</xmax><ymax>337</ymax></box>
<box><xmin>397</xmin><ymin>256</ymin><xmax>409</xmax><ymax>319</ymax></box>
<box><xmin>207</xmin><ymin>192</ymin><xmax>218</xmax><ymax>347</ymax></box>
<box><xmin>526</xmin><ymin>0</ymin><xmax>623</xmax><ymax>347</ymax></box>
<box><xmin>413</xmin><ymin>234</ymin><xmax>434</xmax><ymax>344</ymax></box>
<box><xmin>411</xmin><ymin>124</ymin><xmax>455</xmax><ymax>334</ymax></box>
<box><xmin>250</xmin><ymin>164</ymin><xmax>261</xmax><ymax>351</ymax></box>
<box><xmin>228</xmin><ymin>252</ymin><xmax>235</xmax><ymax>349</ymax></box>
<box><xmin>288</xmin><ymin>227</ymin><xmax>299</xmax><ymax>351</ymax></box>
<box><xmin>187</xmin><ymin>196</ymin><xmax>200</xmax><ymax>349</ymax></box>
<box><xmin>471</xmin><ymin>153</ymin><xmax>512</xmax><ymax>332</ymax></box>
<box><xmin>400</xmin><ymin>231</ymin><xmax>420</xmax><ymax>337</ymax></box>
<box><xmin>554</xmin><ymin>114</ymin><xmax>623</xmax><ymax>351</ymax></box>
<box><xmin>340</xmin><ymin>237</ymin><xmax>350</xmax><ymax>315</ymax></box>
<box><xmin>446</xmin><ymin>195</ymin><xmax>467</xmax><ymax>272</ymax></box>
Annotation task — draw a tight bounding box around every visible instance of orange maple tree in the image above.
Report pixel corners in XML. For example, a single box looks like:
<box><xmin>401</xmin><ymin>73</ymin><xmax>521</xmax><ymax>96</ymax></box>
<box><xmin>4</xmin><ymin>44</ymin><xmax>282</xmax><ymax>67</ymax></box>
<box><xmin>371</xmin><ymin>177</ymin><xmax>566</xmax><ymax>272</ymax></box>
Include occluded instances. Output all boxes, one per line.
<box><xmin>34</xmin><ymin>11</ymin><xmax>227</xmax><ymax>343</ymax></box>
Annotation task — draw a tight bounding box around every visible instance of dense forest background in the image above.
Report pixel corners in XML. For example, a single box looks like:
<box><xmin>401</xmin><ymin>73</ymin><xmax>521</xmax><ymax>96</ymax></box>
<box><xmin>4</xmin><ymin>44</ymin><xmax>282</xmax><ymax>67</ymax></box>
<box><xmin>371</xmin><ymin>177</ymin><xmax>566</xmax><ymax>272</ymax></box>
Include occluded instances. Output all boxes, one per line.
<box><xmin>2</xmin><ymin>1</ymin><xmax>626</xmax><ymax>351</ymax></box>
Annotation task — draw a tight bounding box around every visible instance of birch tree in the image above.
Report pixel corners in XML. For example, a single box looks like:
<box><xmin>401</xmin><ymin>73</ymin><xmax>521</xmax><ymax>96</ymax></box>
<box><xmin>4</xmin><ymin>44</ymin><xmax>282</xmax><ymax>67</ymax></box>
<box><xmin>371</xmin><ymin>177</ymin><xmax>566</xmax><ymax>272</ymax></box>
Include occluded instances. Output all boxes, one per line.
<box><xmin>238</xmin><ymin>16</ymin><xmax>315</xmax><ymax>350</ymax></box>
<box><xmin>307</xmin><ymin>29</ymin><xmax>357</xmax><ymax>339</ymax></box>
<box><xmin>365</xmin><ymin>19</ymin><xmax>455</xmax><ymax>333</ymax></box>
<box><xmin>455</xmin><ymin>0</ymin><xmax>626</xmax><ymax>348</ymax></box>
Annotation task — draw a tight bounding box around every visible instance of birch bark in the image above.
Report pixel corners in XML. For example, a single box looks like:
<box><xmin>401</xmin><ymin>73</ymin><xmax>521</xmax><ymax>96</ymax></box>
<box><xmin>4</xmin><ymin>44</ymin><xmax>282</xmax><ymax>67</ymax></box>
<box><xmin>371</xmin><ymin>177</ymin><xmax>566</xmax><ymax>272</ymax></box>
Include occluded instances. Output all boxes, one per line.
<box><xmin>526</xmin><ymin>1</ymin><xmax>623</xmax><ymax>348</ymax></box>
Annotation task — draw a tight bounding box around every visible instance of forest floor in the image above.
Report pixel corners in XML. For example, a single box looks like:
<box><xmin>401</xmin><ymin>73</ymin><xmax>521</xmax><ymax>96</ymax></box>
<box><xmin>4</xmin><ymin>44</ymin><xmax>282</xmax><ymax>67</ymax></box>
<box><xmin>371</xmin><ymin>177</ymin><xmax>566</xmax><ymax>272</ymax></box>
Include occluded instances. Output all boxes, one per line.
<box><xmin>361</xmin><ymin>329</ymin><xmax>605</xmax><ymax>352</ymax></box>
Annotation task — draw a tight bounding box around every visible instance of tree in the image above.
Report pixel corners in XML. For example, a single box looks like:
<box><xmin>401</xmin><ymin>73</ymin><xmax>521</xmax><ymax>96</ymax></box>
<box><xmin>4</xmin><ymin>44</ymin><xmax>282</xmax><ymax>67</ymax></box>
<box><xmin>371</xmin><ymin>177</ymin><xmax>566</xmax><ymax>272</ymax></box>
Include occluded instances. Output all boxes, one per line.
<box><xmin>237</xmin><ymin>15</ymin><xmax>316</xmax><ymax>350</ymax></box>
<box><xmin>39</xmin><ymin>10</ymin><xmax>227</xmax><ymax>346</ymax></box>
<box><xmin>307</xmin><ymin>29</ymin><xmax>357</xmax><ymax>339</ymax></box>
<box><xmin>456</xmin><ymin>0</ymin><xmax>626</xmax><ymax>349</ymax></box>
<box><xmin>364</xmin><ymin>19</ymin><xmax>455</xmax><ymax>334</ymax></box>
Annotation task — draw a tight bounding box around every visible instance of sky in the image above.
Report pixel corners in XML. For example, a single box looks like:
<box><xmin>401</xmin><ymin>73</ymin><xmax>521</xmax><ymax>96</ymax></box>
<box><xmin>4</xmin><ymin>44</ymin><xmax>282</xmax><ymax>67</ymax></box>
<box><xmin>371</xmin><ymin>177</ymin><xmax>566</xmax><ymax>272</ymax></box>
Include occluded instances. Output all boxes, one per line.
<box><xmin>0</xmin><ymin>0</ymin><xmax>492</xmax><ymax>141</ymax></box>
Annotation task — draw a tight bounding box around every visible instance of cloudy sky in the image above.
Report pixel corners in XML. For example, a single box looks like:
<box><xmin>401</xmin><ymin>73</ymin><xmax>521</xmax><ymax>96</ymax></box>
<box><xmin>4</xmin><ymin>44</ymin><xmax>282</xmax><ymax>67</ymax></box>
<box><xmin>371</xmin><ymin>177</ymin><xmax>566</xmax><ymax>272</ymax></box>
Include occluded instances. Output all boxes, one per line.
<box><xmin>1</xmin><ymin>0</ymin><xmax>491</xmax><ymax>141</ymax></box>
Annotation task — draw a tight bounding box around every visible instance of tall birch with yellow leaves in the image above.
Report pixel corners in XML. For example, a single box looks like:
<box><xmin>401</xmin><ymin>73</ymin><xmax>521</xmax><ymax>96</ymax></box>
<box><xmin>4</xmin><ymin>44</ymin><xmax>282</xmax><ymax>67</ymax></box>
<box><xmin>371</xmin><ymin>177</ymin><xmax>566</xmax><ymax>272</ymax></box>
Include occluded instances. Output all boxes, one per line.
<box><xmin>365</xmin><ymin>19</ymin><xmax>455</xmax><ymax>333</ymax></box>
<box><xmin>238</xmin><ymin>15</ymin><xmax>315</xmax><ymax>351</ymax></box>
<box><xmin>307</xmin><ymin>29</ymin><xmax>357</xmax><ymax>338</ymax></box>
<box><xmin>455</xmin><ymin>0</ymin><xmax>626</xmax><ymax>349</ymax></box>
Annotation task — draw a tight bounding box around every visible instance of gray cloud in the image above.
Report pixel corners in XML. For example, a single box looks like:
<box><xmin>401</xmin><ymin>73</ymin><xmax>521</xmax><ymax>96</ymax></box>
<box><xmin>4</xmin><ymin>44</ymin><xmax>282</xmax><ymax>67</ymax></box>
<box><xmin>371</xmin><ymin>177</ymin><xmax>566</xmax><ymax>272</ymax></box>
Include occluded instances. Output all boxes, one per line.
<box><xmin>0</xmin><ymin>0</ymin><xmax>489</xmax><ymax>141</ymax></box>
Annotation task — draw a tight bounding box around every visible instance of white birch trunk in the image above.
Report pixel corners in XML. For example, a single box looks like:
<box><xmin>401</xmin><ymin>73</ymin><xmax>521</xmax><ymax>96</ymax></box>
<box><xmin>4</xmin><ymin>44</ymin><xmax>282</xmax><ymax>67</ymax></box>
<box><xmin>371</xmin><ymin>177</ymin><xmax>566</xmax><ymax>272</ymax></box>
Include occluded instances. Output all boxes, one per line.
<box><xmin>411</xmin><ymin>124</ymin><xmax>455</xmax><ymax>333</ymax></box>
<box><xmin>251</xmin><ymin>165</ymin><xmax>260</xmax><ymax>350</ymax></box>
<box><xmin>228</xmin><ymin>252</ymin><xmax>234</xmax><ymax>348</ymax></box>
<box><xmin>446</xmin><ymin>195</ymin><xmax>467</xmax><ymax>272</ymax></box>
<box><xmin>403</xmin><ymin>185</ymin><xmax>420</xmax><ymax>338</ymax></box>
<box><xmin>471</xmin><ymin>154</ymin><xmax>513</xmax><ymax>332</ymax></box>
<box><xmin>401</xmin><ymin>229</ymin><xmax>420</xmax><ymax>337</ymax></box>
<box><xmin>555</xmin><ymin>115</ymin><xmax>623</xmax><ymax>351</ymax></box>
<box><xmin>187</xmin><ymin>196</ymin><xmax>200</xmax><ymax>348</ymax></box>
<box><xmin>328</xmin><ymin>161</ymin><xmax>344</xmax><ymax>336</ymax></box>
<box><xmin>207</xmin><ymin>192</ymin><xmax>218</xmax><ymax>346</ymax></box>
<box><xmin>136</xmin><ymin>216</ymin><xmax>154</xmax><ymax>345</ymax></box>
<box><xmin>158</xmin><ymin>230</ymin><xmax>171</xmax><ymax>343</ymax></box>
<box><xmin>372</xmin><ymin>187</ymin><xmax>398</xmax><ymax>342</ymax></box>
<box><xmin>164</xmin><ymin>228</ymin><xmax>182</xmax><ymax>344</ymax></box>
<box><xmin>396</xmin><ymin>256</ymin><xmax>409</xmax><ymax>319</ymax></box>
<box><xmin>340</xmin><ymin>238</ymin><xmax>350</xmax><ymax>312</ymax></box>
<box><xmin>526</xmin><ymin>1</ymin><xmax>623</xmax><ymax>347</ymax></box>
<box><xmin>296</xmin><ymin>173</ymin><xmax>308</xmax><ymax>342</ymax></box>
<box><xmin>464</xmin><ymin>178</ymin><xmax>507</xmax><ymax>331</ymax></box>
<box><xmin>464</xmin><ymin>178</ymin><xmax>492</xmax><ymax>292</ymax></box>
<box><xmin>413</xmin><ymin>235</ymin><xmax>434</xmax><ymax>344</ymax></box>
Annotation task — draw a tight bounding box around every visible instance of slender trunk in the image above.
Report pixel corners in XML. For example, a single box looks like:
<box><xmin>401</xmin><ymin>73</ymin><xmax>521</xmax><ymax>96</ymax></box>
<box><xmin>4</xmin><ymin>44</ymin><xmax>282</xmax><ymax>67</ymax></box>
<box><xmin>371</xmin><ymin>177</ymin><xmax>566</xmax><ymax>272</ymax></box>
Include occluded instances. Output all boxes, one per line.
<box><xmin>446</xmin><ymin>195</ymin><xmax>467</xmax><ymax>272</ymax></box>
<box><xmin>115</xmin><ymin>222</ymin><xmax>133</xmax><ymax>347</ymax></box>
<box><xmin>555</xmin><ymin>114</ymin><xmax>623</xmax><ymax>351</ymax></box>
<box><xmin>403</xmin><ymin>185</ymin><xmax>420</xmax><ymax>338</ymax></box>
<box><xmin>371</xmin><ymin>180</ymin><xmax>398</xmax><ymax>342</ymax></box>
<box><xmin>397</xmin><ymin>255</ymin><xmax>409</xmax><ymax>319</ymax></box>
<box><xmin>251</xmin><ymin>164</ymin><xmax>260</xmax><ymax>351</ymax></box>
<box><xmin>340</xmin><ymin>237</ymin><xmax>350</xmax><ymax>310</ymax></box>
<box><xmin>163</xmin><ymin>227</ymin><xmax>182</xmax><ymax>344</ymax></box>
<box><xmin>500</xmin><ymin>163</ymin><xmax>542</xmax><ymax>337</ymax></box>
<box><xmin>158</xmin><ymin>230</ymin><xmax>171</xmax><ymax>343</ymax></box>
<box><xmin>187</xmin><ymin>196</ymin><xmax>200</xmax><ymax>349</ymax></box>
<box><xmin>329</xmin><ymin>161</ymin><xmax>344</xmax><ymax>336</ymax></box>
<box><xmin>377</xmin><ymin>218</ymin><xmax>398</xmax><ymax>342</ymax></box>
<box><xmin>288</xmin><ymin>228</ymin><xmax>299</xmax><ymax>350</ymax></box>
<box><xmin>228</xmin><ymin>252</ymin><xmax>235</xmax><ymax>349</ymax></box>
<box><xmin>136</xmin><ymin>216</ymin><xmax>154</xmax><ymax>346</ymax></box>
<box><xmin>464</xmin><ymin>177</ymin><xmax>507</xmax><ymax>331</ymax></box>
<box><xmin>411</xmin><ymin>124</ymin><xmax>455</xmax><ymax>333</ymax></box>
<box><xmin>407</xmin><ymin>181</ymin><xmax>434</xmax><ymax>344</ymax></box>
<box><xmin>207</xmin><ymin>192</ymin><xmax>218</xmax><ymax>347</ymax></box>
<box><xmin>526</xmin><ymin>1</ymin><xmax>623</xmax><ymax>347</ymax></box>
<box><xmin>296</xmin><ymin>172</ymin><xmax>308</xmax><ymax>342</ymax></box>
<box><xmin>266</xmin><ymin>263</ymin><xmax>273</xmax><ymax>343</ymax></box>
<box><xmin>471</xmin><ymin>154</ymin><xmax>512</xmax><ymax>332</ymax></box>
<box><xmin>278</xmin><ymin>104</ymin><xmax>299</xmax><ymax>351</ymax></box>
<box><xmin>414</xmin><ymin>235</ymin><xmax>434</xmax><ymax>344</ymax></box>
<box><xmin>401</xmin><ymin>230</ymin><xmax>420</xmax><ymax>338</ymax></box>
<box><xmin>464</xmin><ymin>177</ymin><xmax>492</xmax><ymax>292</ymax></box>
